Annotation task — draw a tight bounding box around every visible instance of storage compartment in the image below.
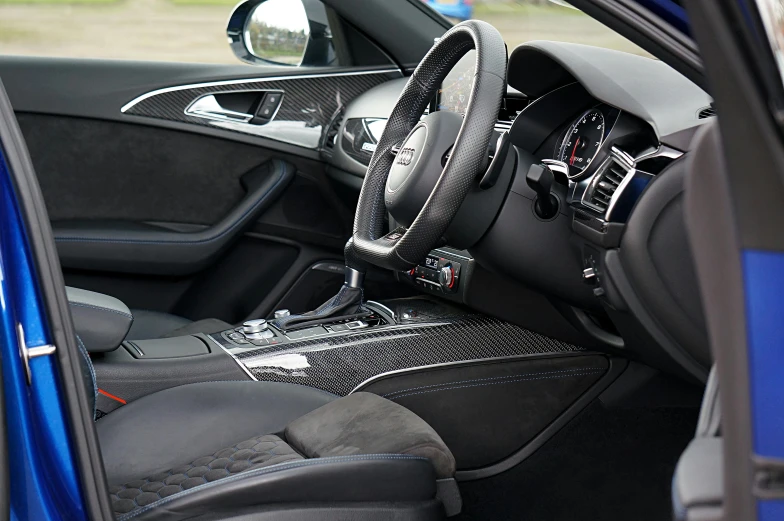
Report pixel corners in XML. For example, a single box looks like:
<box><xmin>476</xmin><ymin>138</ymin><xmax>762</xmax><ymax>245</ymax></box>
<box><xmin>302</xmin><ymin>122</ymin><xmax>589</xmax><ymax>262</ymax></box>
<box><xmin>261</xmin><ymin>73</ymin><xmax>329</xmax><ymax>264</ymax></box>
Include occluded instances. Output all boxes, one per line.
<box><xmin>124</xmin><ymin>335</ymin><xmax>210</xmax><ymax>359</ymax></box>
<box><xmin>91</xmin><ymin>333</ymin><xmax>250</xmax><ymax>418</ymax></box>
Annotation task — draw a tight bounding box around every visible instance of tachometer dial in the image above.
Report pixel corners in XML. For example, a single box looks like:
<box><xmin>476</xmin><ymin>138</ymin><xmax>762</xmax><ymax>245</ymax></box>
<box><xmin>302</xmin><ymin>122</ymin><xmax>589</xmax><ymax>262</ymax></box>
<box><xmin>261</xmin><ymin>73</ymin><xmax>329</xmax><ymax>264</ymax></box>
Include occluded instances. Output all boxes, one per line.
<box><xmin>559</xmin><ymin>109</ymin><xmax>605</xmax><ymax>173</ymax></box>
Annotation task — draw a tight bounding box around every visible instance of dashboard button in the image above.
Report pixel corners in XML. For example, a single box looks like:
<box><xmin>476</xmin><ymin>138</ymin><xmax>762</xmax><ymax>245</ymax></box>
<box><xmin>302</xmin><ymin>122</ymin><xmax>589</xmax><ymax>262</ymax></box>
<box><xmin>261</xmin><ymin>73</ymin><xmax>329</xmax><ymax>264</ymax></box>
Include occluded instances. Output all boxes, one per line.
<box><xmin>438</xmin><ymin>266</ymin><xmax>455</xmax><ymax>288</ymax></box>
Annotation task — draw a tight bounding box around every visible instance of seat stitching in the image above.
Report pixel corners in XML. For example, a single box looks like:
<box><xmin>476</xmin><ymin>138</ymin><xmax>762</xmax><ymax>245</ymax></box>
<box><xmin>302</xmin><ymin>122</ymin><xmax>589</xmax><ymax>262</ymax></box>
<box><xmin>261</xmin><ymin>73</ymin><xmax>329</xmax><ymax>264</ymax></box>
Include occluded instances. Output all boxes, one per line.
<box><xmin>75</xmin><ymin>334</ymin><xmax>97</xmax><ymax>420</ymax></box>
<box><xmin>146</xmin><ymin>380</ymin><xmax>341</xmax><ymax>399</ymax></box>
<box><xmin>387</xmin><ymin>370</ymin><xmax>605</xmax><ymax>401</ymax></box>
<box><xmin>55</xmin><ymin>163</ymin><xmax>286</xmax><ymax>246</ymax></box>
<box><xmin>70</xmin><ymin>301</ymin><xmax>134</xmax><ymax>319</ymax></box>
<box><xmin>381</xmin><ymin>366</ymin><xmax>604</xmax><ymax>398</ymax></box>
<box><xmin>117</xmin><ymin>454</ymin><xmax>427</xmax><ymax>521</ymax></box>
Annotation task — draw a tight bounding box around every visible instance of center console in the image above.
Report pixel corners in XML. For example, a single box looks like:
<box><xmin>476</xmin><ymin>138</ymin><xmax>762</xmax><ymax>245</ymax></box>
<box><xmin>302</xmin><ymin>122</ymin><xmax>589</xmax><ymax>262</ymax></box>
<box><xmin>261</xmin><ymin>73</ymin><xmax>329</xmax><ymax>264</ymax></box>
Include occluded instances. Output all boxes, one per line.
<box><xmin>220</xmin><ymin>302</ymin><xmax>393</xmax><ymax>348</ymax></box>
<box><xmin>85</xmin><ymin>286</ymin><xmax>620</xmax><ymax>479</ymax></box>
<box><xmin>205</xmin><ymin>296</ymin><xmax>618</xmax><ymax>477</ymax></box>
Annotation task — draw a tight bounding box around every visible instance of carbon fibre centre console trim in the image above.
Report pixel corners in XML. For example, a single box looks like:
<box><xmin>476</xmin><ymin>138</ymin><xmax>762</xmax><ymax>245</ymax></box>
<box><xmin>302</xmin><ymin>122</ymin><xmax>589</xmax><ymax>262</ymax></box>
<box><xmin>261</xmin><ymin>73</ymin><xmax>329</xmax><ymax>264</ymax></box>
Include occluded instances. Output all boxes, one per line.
<box><xmin>209</xmin><ymin>298</ymin><xmax>585</xmax><ymax>396</ymax></box>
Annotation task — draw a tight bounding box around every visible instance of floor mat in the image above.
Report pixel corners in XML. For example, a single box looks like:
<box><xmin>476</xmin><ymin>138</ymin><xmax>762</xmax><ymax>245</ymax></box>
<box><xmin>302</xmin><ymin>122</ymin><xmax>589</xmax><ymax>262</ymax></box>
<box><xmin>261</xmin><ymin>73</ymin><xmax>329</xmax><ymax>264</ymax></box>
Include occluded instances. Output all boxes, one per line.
<box><xmin>455</xmin><ymin>401</ymin><xmax>698</xmax><ymax>521</ymax></box>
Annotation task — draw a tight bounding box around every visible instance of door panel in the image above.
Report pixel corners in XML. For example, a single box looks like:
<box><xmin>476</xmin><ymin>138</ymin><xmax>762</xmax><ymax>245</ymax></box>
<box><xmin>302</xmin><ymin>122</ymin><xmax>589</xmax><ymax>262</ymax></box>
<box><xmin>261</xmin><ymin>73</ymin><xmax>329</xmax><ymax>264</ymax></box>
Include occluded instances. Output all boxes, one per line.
<box><xmin>17</xmin><ymin>114</ymin><xmax>266</xmax><ymax>225</ymax></box>
<box><xmin>0</xmin><ymin>57</ymin><xmax>405</xmax><ymax>321</ymax></box>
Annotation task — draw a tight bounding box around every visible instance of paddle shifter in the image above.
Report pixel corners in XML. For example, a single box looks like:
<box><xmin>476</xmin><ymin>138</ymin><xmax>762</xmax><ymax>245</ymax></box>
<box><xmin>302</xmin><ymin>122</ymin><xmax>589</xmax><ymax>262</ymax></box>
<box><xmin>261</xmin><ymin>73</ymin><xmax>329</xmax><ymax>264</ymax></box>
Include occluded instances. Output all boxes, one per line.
<box><xmin>270</xmin><ymin>238</ymin><xmax>369</xmax><ymax>332</ymax></box>
<box><xmin>526</xmin><ymin>162</ymin><xmax>560</xmax><ymax>220</ymax></box>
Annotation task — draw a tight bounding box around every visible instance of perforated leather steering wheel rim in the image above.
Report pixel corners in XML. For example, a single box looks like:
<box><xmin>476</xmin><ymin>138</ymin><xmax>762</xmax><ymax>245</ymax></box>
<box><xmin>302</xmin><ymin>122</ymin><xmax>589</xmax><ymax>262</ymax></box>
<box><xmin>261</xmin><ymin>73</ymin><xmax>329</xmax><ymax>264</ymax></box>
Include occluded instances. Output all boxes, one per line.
<box><xmin>346</xmin><ymin>20</ymin><xmax>507</xmax><ymax>272</ymax></box>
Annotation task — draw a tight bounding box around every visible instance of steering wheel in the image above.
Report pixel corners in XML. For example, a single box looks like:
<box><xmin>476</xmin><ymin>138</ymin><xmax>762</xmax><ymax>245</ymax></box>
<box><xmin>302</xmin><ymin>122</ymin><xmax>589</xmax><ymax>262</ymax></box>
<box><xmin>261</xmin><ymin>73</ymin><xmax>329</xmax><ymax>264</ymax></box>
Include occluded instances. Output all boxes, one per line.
<box><xmin>345</xmin><ymin>20</ymin><xmax>507</xmax><ymax>275</ymax></box>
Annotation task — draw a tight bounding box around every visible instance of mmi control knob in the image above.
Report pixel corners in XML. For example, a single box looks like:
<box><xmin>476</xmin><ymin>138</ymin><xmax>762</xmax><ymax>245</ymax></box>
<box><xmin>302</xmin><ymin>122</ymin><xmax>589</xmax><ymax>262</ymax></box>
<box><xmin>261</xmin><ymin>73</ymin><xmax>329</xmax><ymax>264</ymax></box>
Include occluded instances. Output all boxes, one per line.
<box><xmin>243</xmin><ymin>319</ymin><xmax>268</xmax><ymax>334</ymax></box>
<box><xmin>438</xmin><ymin>265</ymin><xmax>455</xmax><ymax>289</ymax></box>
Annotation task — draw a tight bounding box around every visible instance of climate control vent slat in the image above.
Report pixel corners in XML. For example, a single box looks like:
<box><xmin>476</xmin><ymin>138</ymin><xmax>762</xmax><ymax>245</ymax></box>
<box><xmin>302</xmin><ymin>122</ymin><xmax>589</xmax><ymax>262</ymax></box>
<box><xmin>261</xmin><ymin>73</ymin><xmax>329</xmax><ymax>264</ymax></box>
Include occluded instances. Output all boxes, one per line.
<box><xmin>324</xmin><ymin>111</ymin><xmax>344</xmax><ymax>150</ymax></box>
<box><xmin>583</xmin><ymin>147</ymin><xmax>635</xmax><ymax>215</ymax></box>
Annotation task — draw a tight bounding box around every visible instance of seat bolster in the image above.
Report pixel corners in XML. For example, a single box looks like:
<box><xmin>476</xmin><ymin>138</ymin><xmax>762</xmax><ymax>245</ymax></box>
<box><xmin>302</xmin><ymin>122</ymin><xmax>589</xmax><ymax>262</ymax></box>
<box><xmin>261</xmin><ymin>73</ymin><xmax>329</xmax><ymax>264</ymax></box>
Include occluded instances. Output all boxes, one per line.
<box><xmin>119</xmin><ymin>455</ymin><xmax>437</xmax><ymax>521</ymax></box>
<box><xmin>285</xmin><ymin>392</ymin><xmax>457</xmax><ymax>478</ymax></box>
<box><xmin>98</xmin><ymin>381</ymin><xmax>337</xmax><ymax>485</ymax></box>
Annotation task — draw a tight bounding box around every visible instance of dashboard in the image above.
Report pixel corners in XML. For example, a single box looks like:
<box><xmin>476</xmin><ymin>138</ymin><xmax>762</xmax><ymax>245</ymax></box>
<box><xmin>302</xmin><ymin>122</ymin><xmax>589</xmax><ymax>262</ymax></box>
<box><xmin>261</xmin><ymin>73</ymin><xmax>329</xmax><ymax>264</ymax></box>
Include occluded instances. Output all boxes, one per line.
<box><xmin>323</xmin><ymin>40</ymin><xmax>714</xmax><ymax>383</ymax></box>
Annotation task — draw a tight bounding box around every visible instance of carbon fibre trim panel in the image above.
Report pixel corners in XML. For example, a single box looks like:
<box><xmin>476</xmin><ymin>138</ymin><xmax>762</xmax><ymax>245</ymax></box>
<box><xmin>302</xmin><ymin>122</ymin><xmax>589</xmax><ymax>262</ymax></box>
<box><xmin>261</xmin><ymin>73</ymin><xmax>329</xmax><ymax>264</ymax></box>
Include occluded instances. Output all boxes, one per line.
<box><xmin>121</xmin><ymin>70</ymin><xmax>401</xmax><ymax>149</ymax></box>
<box><xmin>213</xmin><ymin>299</ymin><xmax>584</xmax><ymax>396</ymax></box>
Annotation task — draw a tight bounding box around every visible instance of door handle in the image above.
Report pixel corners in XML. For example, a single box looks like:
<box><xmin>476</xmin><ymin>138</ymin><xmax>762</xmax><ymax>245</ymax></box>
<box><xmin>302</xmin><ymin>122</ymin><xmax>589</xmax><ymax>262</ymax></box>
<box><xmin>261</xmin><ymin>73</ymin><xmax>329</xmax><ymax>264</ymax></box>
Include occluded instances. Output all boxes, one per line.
<box><xmin>186</xmin><ymin>94</ymin><xmax>254</xmax><ymax>123</ymax></box>
<box><xmin>185</xmin><ymin>90</ymin><xmax>284</xmax><ymax>125</ymax></box>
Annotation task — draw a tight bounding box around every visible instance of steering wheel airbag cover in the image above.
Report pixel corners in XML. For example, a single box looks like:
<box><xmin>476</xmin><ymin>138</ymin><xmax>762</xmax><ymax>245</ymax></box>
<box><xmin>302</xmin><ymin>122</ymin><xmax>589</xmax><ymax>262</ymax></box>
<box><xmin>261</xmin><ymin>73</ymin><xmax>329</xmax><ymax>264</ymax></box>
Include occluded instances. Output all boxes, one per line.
<box><xmin>349</xmin><ymin>21</ymin><xmax>507</xmax><ymax>271</ymax></box>
<box><xmin>387</xmin><ymin>124</ymin><xmax>429</xmax><ymax>193</ymax></box>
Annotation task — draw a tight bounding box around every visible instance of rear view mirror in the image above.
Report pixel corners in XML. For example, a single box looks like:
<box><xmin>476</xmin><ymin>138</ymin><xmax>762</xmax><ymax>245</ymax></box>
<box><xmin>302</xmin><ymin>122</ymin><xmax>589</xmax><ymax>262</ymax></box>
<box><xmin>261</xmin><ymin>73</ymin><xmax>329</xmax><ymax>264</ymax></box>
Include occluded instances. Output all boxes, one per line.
<box><xmin>227</xmin><ymin>0</ymin><xmax>335</xmax><ymax>67</ymax></box>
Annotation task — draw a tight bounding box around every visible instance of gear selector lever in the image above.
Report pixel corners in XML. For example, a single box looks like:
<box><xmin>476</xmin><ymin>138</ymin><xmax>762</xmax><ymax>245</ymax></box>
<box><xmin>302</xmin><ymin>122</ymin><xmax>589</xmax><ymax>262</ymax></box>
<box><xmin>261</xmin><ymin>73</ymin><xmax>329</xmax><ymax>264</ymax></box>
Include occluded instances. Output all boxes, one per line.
<box><xmin>270</xmin><ymin>238</ymin><xmax>369</xmax><ymax>333</ymax></box>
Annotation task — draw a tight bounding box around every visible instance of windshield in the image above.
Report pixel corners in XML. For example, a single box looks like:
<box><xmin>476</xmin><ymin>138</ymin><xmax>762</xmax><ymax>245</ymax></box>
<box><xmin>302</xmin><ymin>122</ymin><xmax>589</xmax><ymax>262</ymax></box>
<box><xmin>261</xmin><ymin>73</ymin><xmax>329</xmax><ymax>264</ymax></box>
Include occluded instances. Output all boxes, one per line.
<box><xmin>421</xmin><ymin>0</ymin><xmax>651</xmax><ymax>57</ymax></box>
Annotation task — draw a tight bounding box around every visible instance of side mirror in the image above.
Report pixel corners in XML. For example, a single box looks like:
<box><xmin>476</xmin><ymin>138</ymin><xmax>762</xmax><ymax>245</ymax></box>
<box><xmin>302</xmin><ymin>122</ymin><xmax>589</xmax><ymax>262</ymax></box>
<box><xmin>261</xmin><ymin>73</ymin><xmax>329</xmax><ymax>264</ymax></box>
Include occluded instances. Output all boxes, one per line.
<box><xmin>227</xmin><ymin>0</ymin><xmax>336</xmax><ymax>67</ymax></box>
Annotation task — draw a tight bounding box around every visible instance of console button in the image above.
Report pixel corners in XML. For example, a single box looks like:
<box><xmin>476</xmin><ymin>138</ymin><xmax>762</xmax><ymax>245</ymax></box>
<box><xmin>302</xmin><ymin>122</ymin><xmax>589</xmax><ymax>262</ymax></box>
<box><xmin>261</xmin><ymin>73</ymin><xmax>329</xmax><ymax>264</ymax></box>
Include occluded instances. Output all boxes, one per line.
<box><xmin>438</xmin><ymin>266</ymin><xmax>455</xmax><ymax>288</ymax></box>
<box><xmin>346</xmin><ymin>320</ymin><xmax>368</xmax><ymax>330</ymax></box>
<box><xmin>286</xmin><ymin>326</ymin><xmax>327</xmax><ymax>340</ymax></box>
<box><xmin>246</xmin><ymin>329</ymin><xmax>274</xmax><ymax>340</ymax></box>
<box><xmin>274</xmin><ymin>309</ymin><xmax>291</xmax><ymax>319</ymax></box>
<box><xmin>329</xmin><ymin>323</ymin><xmax>349</xmax><ymax>332</ymax></box>
<box><xmin>257</xmin><ymin>92</ymin><xmax>282</xmax><ymax>118</ymax></box>
<box><xmin>228</xmin><ymin>332</ymin><xmax>249</xmax><ymax>344</ymax></box>
<box><xmin>243</xmin><ymin>319</ymin><xmax>269</xmax><ymax>334</ymax></box>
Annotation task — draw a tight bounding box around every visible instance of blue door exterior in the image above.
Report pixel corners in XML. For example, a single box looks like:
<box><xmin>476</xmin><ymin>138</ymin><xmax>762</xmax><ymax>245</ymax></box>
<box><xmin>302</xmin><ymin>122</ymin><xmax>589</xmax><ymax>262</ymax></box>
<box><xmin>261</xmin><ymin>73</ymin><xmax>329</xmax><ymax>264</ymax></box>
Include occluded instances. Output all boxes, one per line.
<box><xmin>0</xmin><ymin>145</ymin><xmax>87</xmax><ymax>520</ymax></box>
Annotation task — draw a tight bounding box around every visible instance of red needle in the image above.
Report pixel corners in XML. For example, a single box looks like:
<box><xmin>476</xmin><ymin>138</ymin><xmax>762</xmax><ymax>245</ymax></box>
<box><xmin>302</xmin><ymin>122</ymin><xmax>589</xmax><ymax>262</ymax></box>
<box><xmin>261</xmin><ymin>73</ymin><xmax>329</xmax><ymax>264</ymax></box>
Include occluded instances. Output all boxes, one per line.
<box><xmin>570</xmin><ymin>137</ymin><xmax>580</xmax><ymax>166</ymax></box>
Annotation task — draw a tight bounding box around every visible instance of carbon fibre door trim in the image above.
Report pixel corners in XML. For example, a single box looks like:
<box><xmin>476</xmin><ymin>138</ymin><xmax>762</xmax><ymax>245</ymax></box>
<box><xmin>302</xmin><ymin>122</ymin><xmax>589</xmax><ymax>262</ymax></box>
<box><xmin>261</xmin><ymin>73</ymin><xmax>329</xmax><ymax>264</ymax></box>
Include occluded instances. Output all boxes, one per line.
<box><xmin>121</xmin><ymin>69</ymin><xmax>402</xmax><ymax>149</ymax></box>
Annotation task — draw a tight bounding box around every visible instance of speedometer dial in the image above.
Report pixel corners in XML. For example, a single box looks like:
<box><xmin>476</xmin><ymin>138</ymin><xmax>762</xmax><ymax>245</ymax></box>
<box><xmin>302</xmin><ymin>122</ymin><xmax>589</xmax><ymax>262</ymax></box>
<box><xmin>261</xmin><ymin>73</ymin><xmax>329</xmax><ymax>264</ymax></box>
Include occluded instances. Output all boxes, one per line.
<box><xmin>559</xmin><ymin>109</ymin><xmax>605</xmax><ymax>173</ymax></box>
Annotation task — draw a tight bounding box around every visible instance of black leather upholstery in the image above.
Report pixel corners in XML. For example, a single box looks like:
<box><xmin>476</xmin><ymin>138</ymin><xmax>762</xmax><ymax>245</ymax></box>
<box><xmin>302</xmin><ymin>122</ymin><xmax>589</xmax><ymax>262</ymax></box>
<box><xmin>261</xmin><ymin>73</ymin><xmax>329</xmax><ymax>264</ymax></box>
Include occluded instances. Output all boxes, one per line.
<box><xmin>118</xmin><ymin>456</ymin><xmax>437</xmax><ymax>521</ymax></box>
<box><xmin>97</xmin><ymin>381</ymin><xmax>337</xmax><ymax>485</ymax></box>
<box><xmin>271</xmin><ymin>284</ymin><xmax>365</xmax><ymax>332</ymax></box>
<box><xmin>97</xmin><ymin>382</ymin><xmax>455</xmax><ymax>520</ymax></box>
<box><xmin>67</xmin><ymin>286</ymin><xmax>133</xmax><ymax>352</ymax></box>
<box><xmin>110</xmin><ymin>434</ymin><xmax>304</xmax><ymax>514</ymax></box>
<box><xmin>126</xmin><ymin>309</ymin><xmax>231</xmax><ymax>341</ymax></box>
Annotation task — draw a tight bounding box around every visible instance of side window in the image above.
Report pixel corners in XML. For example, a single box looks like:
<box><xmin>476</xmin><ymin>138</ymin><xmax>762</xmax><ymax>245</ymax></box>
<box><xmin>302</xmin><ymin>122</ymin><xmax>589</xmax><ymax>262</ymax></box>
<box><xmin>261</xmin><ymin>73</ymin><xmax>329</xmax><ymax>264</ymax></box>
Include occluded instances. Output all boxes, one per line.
<box><xmin>420</xmin><ymin>0</ymin><xmax>651</xmax><ymax>57</ymax></box>
<box><xmin>0</xmin><ymin>0</ymin><xmax>391</xmax><ymax>67</ymax></box>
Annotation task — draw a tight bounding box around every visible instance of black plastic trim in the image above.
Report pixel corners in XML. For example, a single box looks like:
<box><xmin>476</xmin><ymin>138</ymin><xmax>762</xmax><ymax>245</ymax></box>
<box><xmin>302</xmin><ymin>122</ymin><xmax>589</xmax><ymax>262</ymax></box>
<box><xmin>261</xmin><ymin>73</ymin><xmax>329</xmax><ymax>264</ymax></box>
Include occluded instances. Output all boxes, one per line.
<box><xmin>604</xmin><ymin>250</ymin><xmax>708</xmax><ymax>382</ymax></box>
<box><xmin>454</xmin><ymin>356</ymin><xmax>627</xmax><ymax>480</ymax></box>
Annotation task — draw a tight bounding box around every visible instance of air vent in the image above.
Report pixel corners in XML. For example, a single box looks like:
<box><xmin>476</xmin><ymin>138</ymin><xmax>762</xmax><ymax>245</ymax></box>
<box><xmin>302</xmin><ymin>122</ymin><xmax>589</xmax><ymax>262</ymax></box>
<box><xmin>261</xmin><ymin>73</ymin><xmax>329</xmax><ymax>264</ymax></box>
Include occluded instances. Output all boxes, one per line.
<box><xmin>589</xmin><ymin>162</ymin><xmax>626</xmax><ymax>213</ymax></box>
<box><xmin>494</xmin><ymin>120</ymin><xmax>513</xmax><ymax>132</ymax></box>
<box><xmin>324</xmin><ymin>111</ymin><xmax>344</xmax><ymax>150</ymax></box>
<box><xmin>698</xmin><ymin>106</ymin><xmax>716</xmax><ymax>119</ymax></box>
<box><xmin>582</xmin><ymin>147</ymin><xmax>635</xmax><ymax>216</ymax></box>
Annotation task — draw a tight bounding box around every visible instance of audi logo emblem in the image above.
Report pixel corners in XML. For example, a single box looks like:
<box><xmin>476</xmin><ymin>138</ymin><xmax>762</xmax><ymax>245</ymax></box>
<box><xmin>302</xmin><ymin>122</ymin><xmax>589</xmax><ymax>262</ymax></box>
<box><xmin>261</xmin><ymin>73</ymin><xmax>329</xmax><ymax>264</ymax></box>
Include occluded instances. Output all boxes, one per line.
<box><xmin>396</xmin><ymin>147</ymin><xmax>415</xmax><ymax>166</ymax></box>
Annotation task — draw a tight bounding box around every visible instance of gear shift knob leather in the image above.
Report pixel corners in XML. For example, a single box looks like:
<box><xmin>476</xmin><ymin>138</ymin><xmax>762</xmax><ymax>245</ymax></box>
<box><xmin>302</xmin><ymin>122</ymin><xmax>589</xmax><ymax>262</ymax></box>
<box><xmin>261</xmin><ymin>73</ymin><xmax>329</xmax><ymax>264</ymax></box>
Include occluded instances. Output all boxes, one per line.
<box><xmin>344</xmin><ymin>237</ymin><xmax>368</xmax><ymax>287</ymax></box>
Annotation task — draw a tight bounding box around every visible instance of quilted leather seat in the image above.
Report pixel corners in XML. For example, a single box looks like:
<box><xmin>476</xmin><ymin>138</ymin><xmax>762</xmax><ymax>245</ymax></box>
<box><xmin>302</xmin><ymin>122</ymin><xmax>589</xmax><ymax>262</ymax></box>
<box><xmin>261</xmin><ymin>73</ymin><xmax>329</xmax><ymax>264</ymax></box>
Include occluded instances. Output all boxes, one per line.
<box><xmin>93</xmin><ymin>380</ymin><xmax>459</xmax><ymax>521</ymax></box>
